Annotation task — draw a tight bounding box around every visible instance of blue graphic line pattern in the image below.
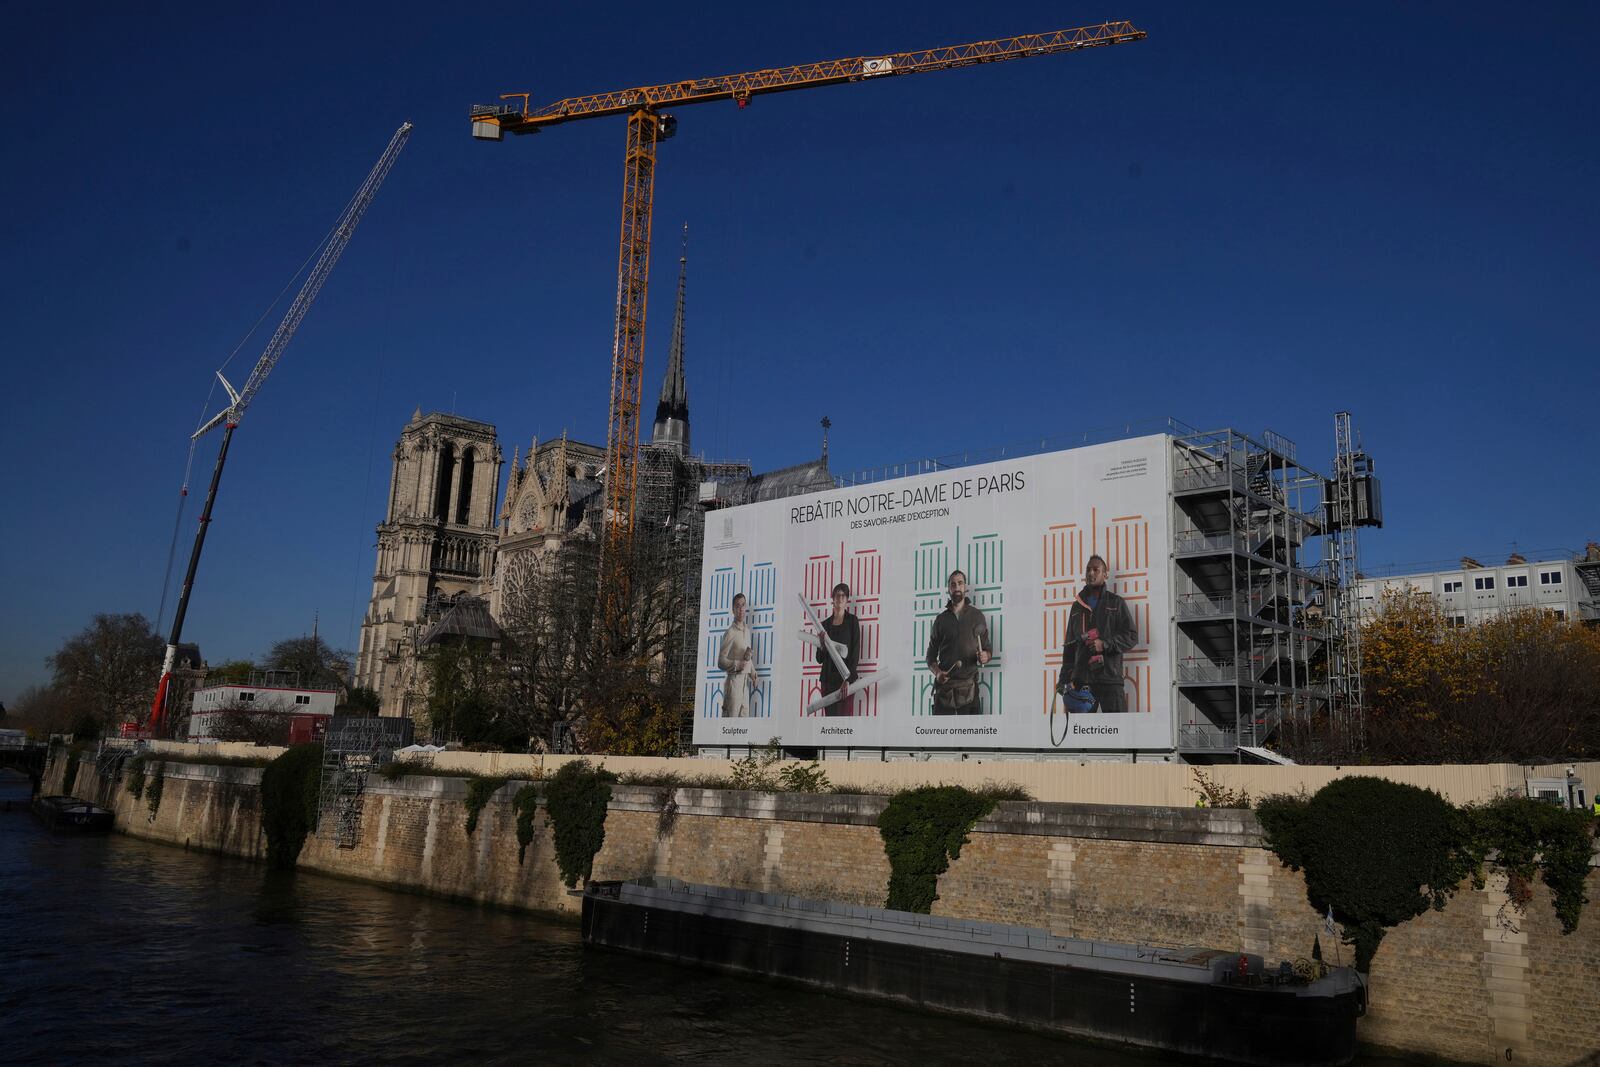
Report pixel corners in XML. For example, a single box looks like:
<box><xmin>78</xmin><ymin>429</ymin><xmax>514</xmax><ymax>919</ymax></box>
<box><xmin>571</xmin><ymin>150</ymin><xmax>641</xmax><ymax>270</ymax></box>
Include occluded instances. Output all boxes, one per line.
<box><xmin>702</xmin><ymin>557</ymin><xmax>776</xmax><ymax>718</ymax></box>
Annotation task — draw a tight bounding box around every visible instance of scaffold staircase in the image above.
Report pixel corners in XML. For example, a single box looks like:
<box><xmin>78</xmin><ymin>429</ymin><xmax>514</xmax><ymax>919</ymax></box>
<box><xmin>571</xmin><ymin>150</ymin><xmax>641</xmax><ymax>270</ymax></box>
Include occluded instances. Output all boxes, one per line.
<box><xmin>316</xmin><ymin>717</ymin><xmax>391</xmax><ymax>849</ymax></box>
<box><xmin>1575</xmin><ymin>556</ymin><xmax>1600</xmax><ymax>599</ymax></box>
<box><xmin>94</xmin><ymin>738</ymin><xmax>139</xmax><ymax>783</ymax></box>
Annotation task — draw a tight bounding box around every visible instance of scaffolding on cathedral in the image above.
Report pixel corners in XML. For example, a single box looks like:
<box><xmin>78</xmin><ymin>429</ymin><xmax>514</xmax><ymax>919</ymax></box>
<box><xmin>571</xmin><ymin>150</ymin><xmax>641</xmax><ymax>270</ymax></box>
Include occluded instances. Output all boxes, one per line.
<box><xmin>315</xmin><ymin>716</ymin><xmax>397</xmax><ymax>848</ymax></box>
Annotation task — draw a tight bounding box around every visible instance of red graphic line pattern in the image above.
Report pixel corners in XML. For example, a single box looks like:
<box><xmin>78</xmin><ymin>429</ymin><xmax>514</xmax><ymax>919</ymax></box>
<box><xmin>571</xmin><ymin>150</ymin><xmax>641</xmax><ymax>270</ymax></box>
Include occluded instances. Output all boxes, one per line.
<box><xmin>799</xmin><ymin>543</ymin><xmax>882</xmax><ymax>717</ymax></box>
<box><xmin>1040</xmin><ymin>509</ymin><xmax>1153</xmax><ymax>714</ymax></box>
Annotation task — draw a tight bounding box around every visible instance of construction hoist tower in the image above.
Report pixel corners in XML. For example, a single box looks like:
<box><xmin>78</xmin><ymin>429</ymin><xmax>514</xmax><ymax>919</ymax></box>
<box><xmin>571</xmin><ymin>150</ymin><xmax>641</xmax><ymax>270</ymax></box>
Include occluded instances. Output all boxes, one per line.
<box><xmin>470</xmin><ymin>21</ymin><xmax>1147</xmax><ymax>636</ymax></box>
<box><xmin>1322</xmin><ymin>411</ymin><xmax>1383</xmax><ymax>748</ymax></box>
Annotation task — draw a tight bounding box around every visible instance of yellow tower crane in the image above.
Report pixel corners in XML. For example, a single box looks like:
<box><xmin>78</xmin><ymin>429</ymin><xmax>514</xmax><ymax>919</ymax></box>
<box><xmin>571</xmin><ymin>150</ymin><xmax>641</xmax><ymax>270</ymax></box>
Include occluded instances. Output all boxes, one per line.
<box><xmin>470</xmin><ymin>21</ymin><xmax>1147</xmax><ymax>632</ymax></box>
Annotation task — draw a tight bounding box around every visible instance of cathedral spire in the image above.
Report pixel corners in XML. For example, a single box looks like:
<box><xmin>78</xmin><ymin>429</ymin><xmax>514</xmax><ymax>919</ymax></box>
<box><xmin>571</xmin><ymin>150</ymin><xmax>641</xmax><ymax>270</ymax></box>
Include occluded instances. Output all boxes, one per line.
<box><xmin>651</xmin><ymin>223</ymin><xmax>690</xmax><ymax>455</ymax></box>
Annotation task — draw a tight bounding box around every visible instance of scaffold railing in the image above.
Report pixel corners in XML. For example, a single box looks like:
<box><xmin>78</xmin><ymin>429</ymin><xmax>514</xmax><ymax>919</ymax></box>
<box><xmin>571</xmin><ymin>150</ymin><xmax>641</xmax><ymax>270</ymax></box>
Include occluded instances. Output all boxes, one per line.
<box><xmin>316</xmin><ymin>716</ymin><xmax>393</xmax><ymax>850</ymax></box>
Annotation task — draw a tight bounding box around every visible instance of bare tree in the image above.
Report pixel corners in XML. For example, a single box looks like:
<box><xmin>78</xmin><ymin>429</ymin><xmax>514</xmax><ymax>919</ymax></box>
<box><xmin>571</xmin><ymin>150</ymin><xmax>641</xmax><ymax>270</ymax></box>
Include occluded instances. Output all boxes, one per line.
<box><xmin>203</xmin><ymin>698</ymin><xmax>292</xmax><ymax>745</ymax></box>
<box><xmin>492</xmin><ymin>526</ymin><xmax>691</xmax><ymax>755</ymax></box>
<box><xmin>47</xmin><ymin>613</ymin><xmax>164</xmax><ymax>734</ymax></box>
<box><xmin>9</xmin><ymin>684</ymin><xmax>79</xmax><ymax>737</ymax></box>
<box><xmin>265</xmin><ymin>635</ymin><xmax>351</xmax><ymax>690</ymax></box>
<box><xmin>495</xmin><ymin>538</ymin><xmax>598</xmax><ymax>748</ymax></box>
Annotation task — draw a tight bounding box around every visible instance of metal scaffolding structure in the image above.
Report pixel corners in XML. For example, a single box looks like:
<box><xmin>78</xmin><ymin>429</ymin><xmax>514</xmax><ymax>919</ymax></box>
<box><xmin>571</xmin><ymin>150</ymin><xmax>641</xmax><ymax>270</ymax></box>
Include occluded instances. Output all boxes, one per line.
<box><xmin>316</xmin><ymin>717</ymin><xmax>393</xmax><ymax>849</ymax></box>
<box><xmin>1170</xmin><ymin>429</ymin><xmax>1330</xmax><ymax>758</ymax></box>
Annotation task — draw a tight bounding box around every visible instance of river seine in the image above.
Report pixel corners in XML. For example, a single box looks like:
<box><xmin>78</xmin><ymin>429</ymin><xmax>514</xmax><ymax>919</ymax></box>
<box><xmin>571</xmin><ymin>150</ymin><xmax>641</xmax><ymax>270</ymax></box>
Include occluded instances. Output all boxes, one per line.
<box><xmin>1</xmin><ymin>774</ymin><xmax>1411</xmax><ymax>1066</ymax></box>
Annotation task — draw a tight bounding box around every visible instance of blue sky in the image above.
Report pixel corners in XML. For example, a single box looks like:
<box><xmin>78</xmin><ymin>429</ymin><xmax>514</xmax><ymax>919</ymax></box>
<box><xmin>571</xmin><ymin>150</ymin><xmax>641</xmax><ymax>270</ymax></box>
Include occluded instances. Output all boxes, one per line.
<box><xmin>2</xmin><ymin>2</ymin><xmax>1596</xmax><ymax>703</ymax></box>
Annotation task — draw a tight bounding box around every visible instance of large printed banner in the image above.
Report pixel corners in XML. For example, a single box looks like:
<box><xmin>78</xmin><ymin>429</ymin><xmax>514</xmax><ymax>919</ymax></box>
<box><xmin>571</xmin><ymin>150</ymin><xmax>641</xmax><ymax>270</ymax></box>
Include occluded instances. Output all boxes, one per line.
<box><xmin>693</xmin><ymin>435</ymin><xmax>1173</xmax><ymax>751</ymax></box>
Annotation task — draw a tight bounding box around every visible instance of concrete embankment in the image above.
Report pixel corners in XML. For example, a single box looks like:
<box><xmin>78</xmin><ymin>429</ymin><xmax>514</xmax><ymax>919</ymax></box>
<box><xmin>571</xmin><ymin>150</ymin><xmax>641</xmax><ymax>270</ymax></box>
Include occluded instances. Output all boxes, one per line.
<box><xmin>46</xmin><ymin>752</ymin><xmax>1600</xmax><ymax>1067</ymax></box>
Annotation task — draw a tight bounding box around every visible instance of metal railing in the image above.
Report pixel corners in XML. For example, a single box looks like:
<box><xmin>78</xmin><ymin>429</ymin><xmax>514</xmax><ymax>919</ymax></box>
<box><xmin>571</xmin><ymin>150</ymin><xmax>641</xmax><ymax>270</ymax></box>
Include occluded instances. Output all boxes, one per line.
<box><xmin>1177</xmin><ymin>658</ymin><xmax>1239</xmax><ymax>683</ymax></box>
<box><xmin>1178</xmin><ymin>723</ymin><xmax>1237</xmax><ymax>751</ymax></box>
<box><xmin>1172</xmin><ymin>466</ymin><xmax>1246</xmax><ymax>493</ymax></box>
<box><xmin>1176</xmin><ymin>592</ymin><xmax>1236</xmax><ymax>618</ymax></box>
<box><xmin>1174</xmin><ymin>530</ymin><xmax>1238</xmax><ymax>554</ymax></box>
<box><xmin>832</xmin><ymin>417</ymin><xmax>1199</xmax><ymax>490</ymax></box>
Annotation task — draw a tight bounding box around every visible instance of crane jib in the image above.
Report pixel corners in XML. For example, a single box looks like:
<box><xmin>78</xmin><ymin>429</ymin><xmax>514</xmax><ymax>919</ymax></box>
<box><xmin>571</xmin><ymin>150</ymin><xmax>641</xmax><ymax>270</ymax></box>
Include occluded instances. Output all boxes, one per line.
<box><xmin>469</xmin><ymin>22</ymin><xmax>1144</xmax><ymax>638</ymax></box>
<box><xmin>475</xmin><ymin>22</ymin><xmax>1145</xmax><ymax>132</ymax></box>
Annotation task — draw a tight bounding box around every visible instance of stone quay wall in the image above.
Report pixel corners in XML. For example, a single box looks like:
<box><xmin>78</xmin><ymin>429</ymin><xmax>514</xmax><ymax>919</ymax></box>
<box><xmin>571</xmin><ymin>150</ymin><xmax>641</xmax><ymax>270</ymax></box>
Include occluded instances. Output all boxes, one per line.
<box><xmin>47</xmin><ymin>754</ymin><xmax>1600</xmax><ymax>1067</ymax></box>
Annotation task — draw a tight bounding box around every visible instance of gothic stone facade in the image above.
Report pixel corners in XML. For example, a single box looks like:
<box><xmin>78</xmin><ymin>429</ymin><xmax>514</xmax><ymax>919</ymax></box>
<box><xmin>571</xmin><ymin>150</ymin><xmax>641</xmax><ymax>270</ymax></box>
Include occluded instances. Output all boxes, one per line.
<box><xmin>354</xmin><ymin>410</ymin><xmax>502</xmax><ymax>718</ymax></box>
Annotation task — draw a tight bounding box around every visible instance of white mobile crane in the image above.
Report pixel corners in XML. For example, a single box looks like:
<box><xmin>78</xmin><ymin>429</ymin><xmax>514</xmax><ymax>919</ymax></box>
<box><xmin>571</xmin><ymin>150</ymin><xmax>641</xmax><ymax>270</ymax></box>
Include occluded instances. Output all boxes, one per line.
<box><xmin>146</xmin><ymin>122</ymin><xmax>413</xmax><ymax>737</ymax></box>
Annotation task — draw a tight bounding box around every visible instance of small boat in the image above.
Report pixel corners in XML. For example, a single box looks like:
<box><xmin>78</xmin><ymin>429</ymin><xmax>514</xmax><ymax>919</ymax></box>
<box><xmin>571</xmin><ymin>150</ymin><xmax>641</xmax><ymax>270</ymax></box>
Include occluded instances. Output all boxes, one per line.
<box><xmin>582</xmin><ymin>878</ymin><xmax>1365</xmax><ymax>1066</ymax></box>
<box><xmin>33</xmin><ymin>795</ymin><xmax>114</xmax><ymax>833</ymax></box>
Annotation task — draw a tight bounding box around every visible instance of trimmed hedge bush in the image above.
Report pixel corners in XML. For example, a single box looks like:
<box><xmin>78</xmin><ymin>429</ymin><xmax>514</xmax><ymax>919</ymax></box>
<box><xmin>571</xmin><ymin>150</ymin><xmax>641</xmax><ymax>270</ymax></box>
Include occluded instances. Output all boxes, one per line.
<box><xmin>1258</xmin><ymin>778</ymin><xmax>1596</xmax><ymax>973</ymax></box>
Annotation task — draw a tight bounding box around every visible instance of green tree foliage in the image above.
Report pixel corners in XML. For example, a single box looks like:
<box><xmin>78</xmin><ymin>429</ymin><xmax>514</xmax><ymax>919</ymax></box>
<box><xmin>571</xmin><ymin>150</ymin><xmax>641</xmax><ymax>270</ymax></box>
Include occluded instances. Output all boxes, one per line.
<box><xmin>208</xmin><ymin>660</ymin><xmax>258</xmax><ymax>685</ymax></box>
<box><xmin>578</xmin><ymin>658</ymin><xmax>683</xmax><ymax>757</ymax></box>
<box><xmin>1472</xmin><ymin>795</ymin><xmax>1595</xmax><ymax>934</ymax></box>
<box><xmin>877</xmin><ymin>786</ymin><xmax>996</xmax><ymax>914</ymax></box>
<box><xmin>1259</xmin><ymin>779</ymin><xmax>1597</xmax><ymax>972</ymax></box>
<box><xmin>543</xmin><ymin>760</ymin><xmax>616</xmax><ymax>888</ymax></box>
<box><xmin>259</xmin><ymin>743</ymin><xmax>325</xmax><ymax>870</ymax></box>
<box><xmin>425</xmin><ymin>641</ymin><xmax>519</xmax><ymax>748</ymax></box>
<box><xmin>339</xmin><ymin>687</ymin><xmax>381</xmax><ymax>715</ymax></box>
<box><xmin>1258</xmin><ymin>777</ymin><xmax>1481</xmax><ymax>972</ymax></box>
<box><xmin>48</xmin><ymin>612</ymin><xmax>164</xmax><ymax>734</ymax></box>
<box><xmin>725</xmin><ymin>738</ymin><xmax>831</xmax><ymax>793</ymax></box>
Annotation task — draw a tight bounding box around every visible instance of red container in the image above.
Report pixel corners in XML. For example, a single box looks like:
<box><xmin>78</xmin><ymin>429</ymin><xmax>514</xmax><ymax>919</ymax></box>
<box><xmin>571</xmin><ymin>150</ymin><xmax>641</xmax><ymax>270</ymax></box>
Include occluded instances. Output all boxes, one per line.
<box><xmin>288</xmin><ymin>714</ymin><xmax>329</xmax><ymax>745</ymax></box>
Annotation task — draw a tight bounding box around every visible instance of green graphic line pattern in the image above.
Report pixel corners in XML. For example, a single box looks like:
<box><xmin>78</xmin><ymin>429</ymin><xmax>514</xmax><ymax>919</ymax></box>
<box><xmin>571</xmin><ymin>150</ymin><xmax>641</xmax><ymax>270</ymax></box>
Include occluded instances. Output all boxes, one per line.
<box><xmin>909</xmin><ymin>527</ymin><xmax>1005</xmax><ymax>717</ymax></box>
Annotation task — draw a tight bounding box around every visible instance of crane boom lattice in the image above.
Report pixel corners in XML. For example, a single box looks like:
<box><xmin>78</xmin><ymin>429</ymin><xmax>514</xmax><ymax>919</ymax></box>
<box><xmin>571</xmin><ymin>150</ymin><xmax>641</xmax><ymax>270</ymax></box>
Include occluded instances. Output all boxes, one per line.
<box><xmin>147</xmin><ymin>122</ymin><xmax>413</xmax><ymax>736</ymax></box>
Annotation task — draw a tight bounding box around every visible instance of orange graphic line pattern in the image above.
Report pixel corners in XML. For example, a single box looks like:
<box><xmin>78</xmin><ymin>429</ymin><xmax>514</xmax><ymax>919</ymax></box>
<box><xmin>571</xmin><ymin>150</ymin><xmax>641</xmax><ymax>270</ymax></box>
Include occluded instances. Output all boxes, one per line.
<box><xmin>1041</xmin><ymin>511</ymin><xmax>1153</xmax><ymax>714</ymax></box>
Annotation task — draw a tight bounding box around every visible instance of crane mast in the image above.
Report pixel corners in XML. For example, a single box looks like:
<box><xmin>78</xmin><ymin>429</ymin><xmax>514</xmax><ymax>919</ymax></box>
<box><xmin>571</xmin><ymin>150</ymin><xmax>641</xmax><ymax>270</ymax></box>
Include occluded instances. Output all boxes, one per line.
<box><xmin>471</xmin><ymin>21</ymin><xmax>1146</xmax><ymax>634</ymax></box>
<box><xmin>146</xmin><ymin>122</ymin><xmax>413</xmax><ymax>736</ymax></box>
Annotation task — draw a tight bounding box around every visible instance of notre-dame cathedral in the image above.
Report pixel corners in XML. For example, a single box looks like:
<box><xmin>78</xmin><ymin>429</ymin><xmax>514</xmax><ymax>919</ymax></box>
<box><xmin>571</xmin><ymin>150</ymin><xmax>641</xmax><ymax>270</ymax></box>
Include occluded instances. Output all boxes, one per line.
<box><xmin>353</xmin><ymin>254</ymin><xmax>831</xmax><ymax>726</ymax></box>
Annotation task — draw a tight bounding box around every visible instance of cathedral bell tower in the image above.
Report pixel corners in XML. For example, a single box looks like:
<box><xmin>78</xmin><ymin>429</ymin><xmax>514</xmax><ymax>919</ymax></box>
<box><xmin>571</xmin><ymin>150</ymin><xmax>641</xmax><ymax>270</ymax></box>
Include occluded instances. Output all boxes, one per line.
<box><xmin>355</xmin><ymin>410</ymin><xmax>503</xmax><ymax>717</ymax></box>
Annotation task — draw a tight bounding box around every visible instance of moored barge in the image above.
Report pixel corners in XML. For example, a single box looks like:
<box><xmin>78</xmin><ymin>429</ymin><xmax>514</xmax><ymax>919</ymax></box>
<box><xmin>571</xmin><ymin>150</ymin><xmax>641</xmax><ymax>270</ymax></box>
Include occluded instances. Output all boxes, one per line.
<box><xmin>33</xmin><ymin>795</ymin><xmax>114</xmax><ymax>833</ymax></box>
<box><xmin>582</xmin><ymin>878</ymin><xmax>1365</xmax><ymax>1066</ymax></box>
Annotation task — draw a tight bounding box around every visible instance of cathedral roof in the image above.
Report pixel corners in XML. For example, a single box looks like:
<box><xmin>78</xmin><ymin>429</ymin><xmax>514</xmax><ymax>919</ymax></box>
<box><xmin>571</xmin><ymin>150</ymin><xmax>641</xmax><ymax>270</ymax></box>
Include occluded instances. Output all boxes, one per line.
<box><xmin>742</xmin><ymin>457</ymin><xmax>833</xmax><ymax>502</ymax></box>
<box><xmin>419</xmin><ymin>595</ymin><xmax>502</xmax><ymax>647</ymax></box>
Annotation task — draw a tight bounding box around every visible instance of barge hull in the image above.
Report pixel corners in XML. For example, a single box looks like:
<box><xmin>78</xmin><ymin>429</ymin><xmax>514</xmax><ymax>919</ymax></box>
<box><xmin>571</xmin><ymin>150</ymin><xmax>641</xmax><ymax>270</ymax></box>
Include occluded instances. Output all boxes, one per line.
<box><xmin>582</xmin><ymin>891</ymin><xmax>1359</xmax><ymax>1067</ymax></box>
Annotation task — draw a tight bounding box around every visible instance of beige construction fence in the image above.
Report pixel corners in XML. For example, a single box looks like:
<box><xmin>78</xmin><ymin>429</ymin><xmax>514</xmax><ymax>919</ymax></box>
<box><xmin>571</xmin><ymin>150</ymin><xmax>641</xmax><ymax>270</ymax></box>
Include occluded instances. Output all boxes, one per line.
<box><xmin>144</xmin><ymin>740</ymin><xmax>1598</xmax><ymax>809</ymax></box>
